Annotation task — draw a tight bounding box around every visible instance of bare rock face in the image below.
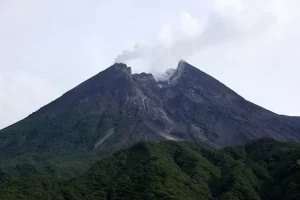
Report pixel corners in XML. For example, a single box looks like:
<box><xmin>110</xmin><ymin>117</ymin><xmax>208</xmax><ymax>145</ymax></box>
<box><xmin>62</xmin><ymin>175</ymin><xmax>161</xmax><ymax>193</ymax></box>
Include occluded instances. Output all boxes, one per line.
<box><xmin>0</xmin><ymin>60</ymin><xmax>300</xmax><ymax>163</ymax></box>
<box><xmin>154</xmin><ymin>61</ymin><xmax>300</xmax><ymax>147</ymax></box>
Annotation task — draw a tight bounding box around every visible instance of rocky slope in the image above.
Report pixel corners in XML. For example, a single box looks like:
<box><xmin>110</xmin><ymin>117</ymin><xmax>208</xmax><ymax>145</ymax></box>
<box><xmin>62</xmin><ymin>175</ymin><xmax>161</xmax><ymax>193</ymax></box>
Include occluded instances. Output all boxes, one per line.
<box><xmin>0</xmin><ymin>60</ymin><xmax>299</xmax><ymax>183</ymax></box>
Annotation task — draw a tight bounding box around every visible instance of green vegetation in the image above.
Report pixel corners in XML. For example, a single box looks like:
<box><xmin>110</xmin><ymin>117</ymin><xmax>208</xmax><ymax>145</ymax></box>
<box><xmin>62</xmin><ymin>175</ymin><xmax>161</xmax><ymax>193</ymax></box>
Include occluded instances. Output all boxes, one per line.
<box><xmin>0</xmin><ymin>138</ymin><xmax>299</xmax><ymax>199</ymax></box>
<box><xmin>0</xmin><ymin>101</ymin><xmax>129</xmax><ymax>186</ymax></box>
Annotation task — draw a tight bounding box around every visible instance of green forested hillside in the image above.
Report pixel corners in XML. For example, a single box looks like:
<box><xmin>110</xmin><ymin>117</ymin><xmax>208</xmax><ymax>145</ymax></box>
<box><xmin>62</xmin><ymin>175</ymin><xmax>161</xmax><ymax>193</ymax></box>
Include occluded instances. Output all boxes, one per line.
<box><xmin>1</xmin><ymin>62</ymin><xmax>300</xmax><ymax>191</ymax></box>
<box><xmin>0</xmin><ymin>138</ymin><xmax>300</xmax><ymax>200</ymax></box>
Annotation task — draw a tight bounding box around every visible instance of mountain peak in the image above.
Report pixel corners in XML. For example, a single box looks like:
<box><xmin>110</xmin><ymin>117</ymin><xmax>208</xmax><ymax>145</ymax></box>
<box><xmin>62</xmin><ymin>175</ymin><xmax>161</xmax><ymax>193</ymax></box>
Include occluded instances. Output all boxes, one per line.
<box><xmin>108</xmin><ymin>62</ymin><xmax>132</xmax><ymax>76</ymax></box>
<box><xmin>163</xmin><ymin>60</ymin><xmax>197</xmax><ymax>84</ymax></box>
<box><xmin>1</xmin><ymin>60</ymin><xmax>300</xmax><ymax>187</ymax></box>
<box><xmin>177</xmin><ymin>59</ymin><xmax>187</xmax><ymax>68</ymax></box>
<box><xmin>176</xmin><ymin>59</ymin><xmax>200</xmax><ymax>73</ymax></box>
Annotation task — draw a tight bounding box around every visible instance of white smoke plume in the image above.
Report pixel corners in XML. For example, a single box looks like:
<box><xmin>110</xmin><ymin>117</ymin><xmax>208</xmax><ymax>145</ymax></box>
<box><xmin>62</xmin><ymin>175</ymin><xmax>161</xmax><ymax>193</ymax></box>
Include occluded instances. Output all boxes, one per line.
<box><xmin>114</xmin><ymin>0</ymin><xmax>292</xmax><ymax>74</ymax></box>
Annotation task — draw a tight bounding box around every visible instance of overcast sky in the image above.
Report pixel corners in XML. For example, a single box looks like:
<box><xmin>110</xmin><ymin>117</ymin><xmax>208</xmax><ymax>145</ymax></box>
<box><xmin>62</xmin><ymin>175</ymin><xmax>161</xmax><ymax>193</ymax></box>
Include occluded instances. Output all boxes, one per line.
<box><xmin>0</xmin><ymin>0</ymin><xmax>299</xmax><ymax>129</ymax></box>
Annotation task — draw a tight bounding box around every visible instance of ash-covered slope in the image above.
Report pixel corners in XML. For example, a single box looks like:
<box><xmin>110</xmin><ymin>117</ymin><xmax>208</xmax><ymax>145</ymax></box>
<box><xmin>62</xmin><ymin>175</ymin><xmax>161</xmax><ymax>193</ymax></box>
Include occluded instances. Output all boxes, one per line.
<box><xmin>0</xmin><ymin>60</ymin><xmax>299</xmax><ymax>183</ymax></box>
<box><xmin>160</xmin><ymin>61</ymin><xmax>300</xmax><ymax>147</ymax></box>
<box><xmin>133</xmin><ymin>60</ymin><xmax>300</xmax><ymax>147</ymax></box>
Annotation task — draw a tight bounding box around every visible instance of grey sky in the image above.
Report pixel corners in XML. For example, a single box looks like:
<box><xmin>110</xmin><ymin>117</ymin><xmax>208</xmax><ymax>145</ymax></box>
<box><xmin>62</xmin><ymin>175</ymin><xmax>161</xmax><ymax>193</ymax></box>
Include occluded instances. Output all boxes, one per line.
<box><xmin>0</xmin><ymin>0</ymin><xmax>299</xmax><ymax>129</ymax></box>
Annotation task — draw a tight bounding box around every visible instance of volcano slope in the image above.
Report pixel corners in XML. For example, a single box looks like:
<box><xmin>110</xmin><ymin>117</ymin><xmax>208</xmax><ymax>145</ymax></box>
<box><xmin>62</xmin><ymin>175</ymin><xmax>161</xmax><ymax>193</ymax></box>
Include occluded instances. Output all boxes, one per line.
<box><xmin>0</xmin><ymin>60</ymin><xmax>299</xmax><ymax>185</ymax></box>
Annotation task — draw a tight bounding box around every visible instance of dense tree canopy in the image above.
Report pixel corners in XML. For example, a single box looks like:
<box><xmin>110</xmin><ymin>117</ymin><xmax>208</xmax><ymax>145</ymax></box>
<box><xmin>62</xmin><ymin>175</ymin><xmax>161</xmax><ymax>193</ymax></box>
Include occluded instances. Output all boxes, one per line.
<box><xmin>0</xmin><ymin>138</ymin><xmax>299</xmax><ymax>200</ymax></box>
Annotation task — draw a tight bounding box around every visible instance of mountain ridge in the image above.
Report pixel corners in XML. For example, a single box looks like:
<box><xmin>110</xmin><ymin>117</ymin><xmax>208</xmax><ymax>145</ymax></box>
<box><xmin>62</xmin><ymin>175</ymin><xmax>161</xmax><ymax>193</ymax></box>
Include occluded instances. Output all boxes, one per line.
<box><xmin>1</xmin><ymin>60</ymin><xmax>300</xmax><ymax>147</ymax></box>
<box><xmin>0</xmin><ymin>60</ymin><xmax>299</xmax><ymax>185</ymax></box>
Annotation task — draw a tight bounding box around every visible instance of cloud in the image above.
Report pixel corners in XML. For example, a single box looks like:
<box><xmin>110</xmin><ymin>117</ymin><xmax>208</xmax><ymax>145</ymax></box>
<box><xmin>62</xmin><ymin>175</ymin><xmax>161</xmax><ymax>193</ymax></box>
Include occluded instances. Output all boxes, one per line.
<box><xmin>114</xmin><ymin>0</ymin><xmax>292</xmax><ymax>74</ymax></box>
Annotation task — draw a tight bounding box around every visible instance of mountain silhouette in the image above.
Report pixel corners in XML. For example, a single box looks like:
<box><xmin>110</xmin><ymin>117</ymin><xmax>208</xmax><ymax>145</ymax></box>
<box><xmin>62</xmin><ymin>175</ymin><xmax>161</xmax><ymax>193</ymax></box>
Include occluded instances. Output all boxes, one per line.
<box><xmin>0</xmin><ymin>60</ymin><xmax>299</xmax><ymax>183</ymax></box>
